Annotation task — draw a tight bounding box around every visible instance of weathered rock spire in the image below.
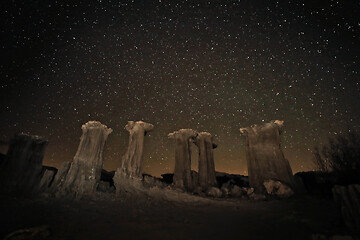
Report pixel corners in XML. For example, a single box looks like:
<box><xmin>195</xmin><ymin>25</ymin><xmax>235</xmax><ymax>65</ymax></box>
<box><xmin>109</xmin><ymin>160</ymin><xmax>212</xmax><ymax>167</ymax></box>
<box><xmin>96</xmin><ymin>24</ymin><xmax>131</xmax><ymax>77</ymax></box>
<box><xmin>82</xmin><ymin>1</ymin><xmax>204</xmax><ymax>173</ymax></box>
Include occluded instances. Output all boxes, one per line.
<box><xmin>194</xmin><ymin>132</ymin><xmax>217</xmax><ymax>190</ymax></box>
<box><xmin>120</xmin><ymin>121</ymin><xmax>154</xmax><ymax>177</ymax></box>
<box><xmin>240</xmin><ymin>120</ymin><xmax>295</xmax><ymax>193</ymax></box>
<box><xmin>168</xmin><ymin>129</ymin><xmax>198</xmax><ymax>191</ymax></box>
<box><xmin>55</xmin><ymin>121</ymin><xmax>112</xmax><ymax>198</ymax></box>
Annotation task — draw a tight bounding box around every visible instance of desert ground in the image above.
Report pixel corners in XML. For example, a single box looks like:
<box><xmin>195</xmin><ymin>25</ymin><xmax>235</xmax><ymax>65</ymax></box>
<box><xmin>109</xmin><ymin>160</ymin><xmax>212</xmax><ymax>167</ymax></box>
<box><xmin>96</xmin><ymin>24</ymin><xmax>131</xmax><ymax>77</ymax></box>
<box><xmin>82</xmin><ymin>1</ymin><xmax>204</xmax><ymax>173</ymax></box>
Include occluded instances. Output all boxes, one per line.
<box><xmin>0</xmin><ymin>192</ymin><xmax>347</xmax><ymax>240</ymax></box>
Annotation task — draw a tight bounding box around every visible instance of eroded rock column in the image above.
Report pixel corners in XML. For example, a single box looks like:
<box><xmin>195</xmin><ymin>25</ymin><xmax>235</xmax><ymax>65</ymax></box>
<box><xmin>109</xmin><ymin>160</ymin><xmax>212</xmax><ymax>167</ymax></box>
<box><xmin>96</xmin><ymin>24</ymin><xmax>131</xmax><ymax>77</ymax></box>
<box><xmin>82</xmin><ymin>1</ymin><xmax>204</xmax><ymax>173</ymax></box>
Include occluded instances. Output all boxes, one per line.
<box><xmin>240</xmin><ymin>120</ymin><xmax>295</xmax><ymax>194</ymax></box>
<box><xmin>57</xmin><ymin>121</ymin><xmax>112</xmax><ymax>198</ymax></box>
<box><xmin>194</xmin><ymin>132</ymin><xmax>217</xmax><ymax>190</ymax></box>
<box><xmin>119</xmin><ymin>121</ymin><xmax>154</xmax><ymax>177</ymax></box>
<box><xmin>114</xmin><ymin>121</ymin><xmax>153</xmax><ymax>195</ymax></box>
<box><xmin>0</xmin><ymin>133</ymin><xmax>48</xmax><ymax>195</ymax></box>
<box><xmin>168</xmin><ymin>129</ymin><xmax>198</xmax><ymax>191</ymax></box>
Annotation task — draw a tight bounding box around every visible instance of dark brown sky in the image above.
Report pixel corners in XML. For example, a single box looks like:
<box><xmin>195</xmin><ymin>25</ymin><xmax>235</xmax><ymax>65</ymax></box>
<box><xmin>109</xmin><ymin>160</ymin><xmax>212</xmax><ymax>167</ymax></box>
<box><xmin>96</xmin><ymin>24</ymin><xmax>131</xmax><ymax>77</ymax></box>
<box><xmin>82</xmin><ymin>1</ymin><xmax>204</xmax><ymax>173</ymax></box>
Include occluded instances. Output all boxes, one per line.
<box><xmin>0</xmin><ymin>0</ymin><xmax>359</xmax><ymax>176</ymax></box>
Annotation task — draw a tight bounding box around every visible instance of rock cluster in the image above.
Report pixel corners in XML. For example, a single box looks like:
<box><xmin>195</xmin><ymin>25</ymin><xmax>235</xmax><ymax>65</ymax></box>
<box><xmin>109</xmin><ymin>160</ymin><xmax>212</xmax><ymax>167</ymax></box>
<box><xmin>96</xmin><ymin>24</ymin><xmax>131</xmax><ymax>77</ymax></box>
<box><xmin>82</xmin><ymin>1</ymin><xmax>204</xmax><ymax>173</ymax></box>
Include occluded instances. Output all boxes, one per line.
<box><xmin>168</xmin><ymin>129</ymin><xmax>219</xmax><ymax>193</ymax></box>
<box><xmin>0</xmin><ymin>119</ymin><xmax>303</xmax><ymax>202</ymax></box>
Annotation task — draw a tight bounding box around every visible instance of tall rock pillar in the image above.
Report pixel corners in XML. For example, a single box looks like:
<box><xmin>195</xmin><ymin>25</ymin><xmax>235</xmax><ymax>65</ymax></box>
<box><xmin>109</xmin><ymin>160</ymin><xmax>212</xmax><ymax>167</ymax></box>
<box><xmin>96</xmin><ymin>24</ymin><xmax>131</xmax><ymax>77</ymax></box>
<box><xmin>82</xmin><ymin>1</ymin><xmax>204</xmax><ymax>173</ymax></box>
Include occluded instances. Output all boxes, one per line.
<box><xmin>168</xmin><ymin>129</ymin><xmax>198</xmax><ymax>191</ymax></box>
<box><xmin>119</xmin><ymin>121</ymin><xmax>154</xmax><ymax>177</ymax></box>
<box><xmin>57</xmin><ymin>121</ymin><xmax>112</xmax><ymax>198</ymax></box>
<box><xmin>194</xmin><ymin>132</ymin><xmax>217</xmax><ymax>190</ymax></box>
<box><xmin>240</xmin><ymin>120</ymin><xmax>295</xmax><ymax>193</ymax></box>
<box><xmin>114</xmin><ymin>121</ymin><xmax>153</xmax><ymax>195</ymax></box>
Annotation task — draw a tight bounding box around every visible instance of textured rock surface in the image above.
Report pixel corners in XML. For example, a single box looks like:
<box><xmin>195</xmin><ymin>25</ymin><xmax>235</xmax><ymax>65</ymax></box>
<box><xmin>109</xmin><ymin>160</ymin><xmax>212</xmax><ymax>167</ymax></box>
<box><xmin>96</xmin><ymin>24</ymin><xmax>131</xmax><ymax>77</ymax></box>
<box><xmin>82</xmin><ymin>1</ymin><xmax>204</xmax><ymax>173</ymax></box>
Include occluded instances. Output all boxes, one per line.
<box><xmin>168</xmin><ymin>129</ymin><xmax>198</xmax><ymax>191</ymax></box>
<box><xmin>119</xmin><ymin>121</ymin><xmax>154</xmax><ymax>177</ymax></box>
<box><xmin>49</xmin><ymin>161</ymin><xmax>71</xmax><ymax>194</ymax></box>
<box><xmin>38</xmin><ymin>169</ymin><xmax>56</xmax><ymax>193</ymax></box>
<box><xmin>240</xmin><ymin>120</ymin><xmax>295</xmax><ymax>193</ymax></box>
<box><xmin>264</xmin><ymin>179</ymin><xmax>294</xmax><ymax>198</ymax></box>
<box><xmin>0</xmin><ymin>133</ymin><xmax>48</xmax><ymax>195</ymax></box>
<box><xmin>332</xmin><ymin>184</ymin><xmax>360</xmax><ymax>237</ymax></box>
<box><xmin>194</xmin><ymin>132</ymin><xmax>217</xmax><ymax>190</ymax></box>
<box><xmin>55</xmin><ymin>121</ymin><xmax>112</xmax><ymax>198</ymax></box>
<box><xmin>113</xmin><ymin>171</ymin><xmax>145</xmax><ymax>196</ymax></box>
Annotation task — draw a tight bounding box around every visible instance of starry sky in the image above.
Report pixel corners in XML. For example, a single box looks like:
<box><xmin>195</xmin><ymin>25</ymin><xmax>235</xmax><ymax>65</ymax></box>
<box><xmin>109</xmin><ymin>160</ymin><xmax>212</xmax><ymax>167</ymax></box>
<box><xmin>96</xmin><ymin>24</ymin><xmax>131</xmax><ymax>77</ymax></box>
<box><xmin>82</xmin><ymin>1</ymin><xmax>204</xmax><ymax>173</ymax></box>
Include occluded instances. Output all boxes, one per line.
<box><xmin>0</xmin><ymin>0</ymin><xmax>359</xmax><ymax>177</ymax></box>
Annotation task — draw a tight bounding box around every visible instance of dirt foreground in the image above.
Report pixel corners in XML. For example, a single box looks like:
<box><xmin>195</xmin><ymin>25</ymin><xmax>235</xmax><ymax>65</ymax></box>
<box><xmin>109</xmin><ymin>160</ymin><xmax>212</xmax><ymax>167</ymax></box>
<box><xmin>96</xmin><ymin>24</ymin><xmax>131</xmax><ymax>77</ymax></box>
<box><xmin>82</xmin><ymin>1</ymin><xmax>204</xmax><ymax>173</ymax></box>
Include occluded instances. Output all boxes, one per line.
<box><xmin>0</xmin><ymin>192</ymin><xmax>348</xmax><ymax>240</ymax></box>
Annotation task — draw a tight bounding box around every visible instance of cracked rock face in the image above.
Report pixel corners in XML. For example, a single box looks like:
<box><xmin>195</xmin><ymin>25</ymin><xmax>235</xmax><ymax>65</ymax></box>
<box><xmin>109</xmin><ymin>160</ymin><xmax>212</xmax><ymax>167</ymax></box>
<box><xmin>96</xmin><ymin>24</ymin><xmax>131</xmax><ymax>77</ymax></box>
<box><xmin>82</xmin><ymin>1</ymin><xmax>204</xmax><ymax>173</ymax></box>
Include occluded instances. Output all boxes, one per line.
<box><xmin>120</xmin><ymin>121</ymin><xmax>154</xmax><ymax>177</ymax></box>
<box><xmin>0</xmin><ymin>133</ymin><xmax>48</xmax><ymax>195</ymax></box>
<box><xmin>194</xmin><ymin>132</ymin><xmax>217</xmax><ymax>190</ymax></box>
<box><xmin>168</xmin><ymin>129</ymin><xmax>198</xmax><ymax>191</ymax></box>
<box><xmin>55</xmin><ymin>121</ymin><xmax>112</xmax><ymax>198</ymax></box>
<box><xmin>240</xmin><ymin>120</ymin><xmax>295</xmax><ymax>194</ymax></box>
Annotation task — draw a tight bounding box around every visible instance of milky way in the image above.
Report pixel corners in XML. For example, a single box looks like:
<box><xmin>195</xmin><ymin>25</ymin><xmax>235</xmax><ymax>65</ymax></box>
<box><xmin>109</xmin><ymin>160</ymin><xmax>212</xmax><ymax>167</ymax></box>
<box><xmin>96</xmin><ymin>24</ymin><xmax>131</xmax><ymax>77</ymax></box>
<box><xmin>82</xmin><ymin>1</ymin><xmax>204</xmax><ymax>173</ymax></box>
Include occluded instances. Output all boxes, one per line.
<box><xmin>1</xmin><ymin>1</ymin><xmax>359</xmax><ymax>176</ymax></box>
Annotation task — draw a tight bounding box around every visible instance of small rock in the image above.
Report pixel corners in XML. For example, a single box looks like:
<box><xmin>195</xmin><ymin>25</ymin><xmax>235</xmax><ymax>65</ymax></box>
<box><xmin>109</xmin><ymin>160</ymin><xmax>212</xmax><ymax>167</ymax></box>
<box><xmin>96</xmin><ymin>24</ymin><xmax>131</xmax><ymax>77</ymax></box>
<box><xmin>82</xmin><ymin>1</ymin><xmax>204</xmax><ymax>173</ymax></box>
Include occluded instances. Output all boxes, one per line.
<box><xmin>206</xmin><ymin>187</ymin><xmax>222</xmax><ymax>198</ymax></box>
<box><xmin>264</xmin><ymin>179</ymin><xmax>294</xmax><ymax>198</ymax></box>
<box><xmin>221</xmin><ymin>186</ymin><xmax>230</xmax><ymax>197</ymax></box>
<box><xmin>230</xmin><ymin>185</ymin><xmax>243</xmax><ymax>197</ymax></box>
<box><xmin>246</xmin><ymin>187</ymin><xmax>254</xmax><ymax>196</ymax></box>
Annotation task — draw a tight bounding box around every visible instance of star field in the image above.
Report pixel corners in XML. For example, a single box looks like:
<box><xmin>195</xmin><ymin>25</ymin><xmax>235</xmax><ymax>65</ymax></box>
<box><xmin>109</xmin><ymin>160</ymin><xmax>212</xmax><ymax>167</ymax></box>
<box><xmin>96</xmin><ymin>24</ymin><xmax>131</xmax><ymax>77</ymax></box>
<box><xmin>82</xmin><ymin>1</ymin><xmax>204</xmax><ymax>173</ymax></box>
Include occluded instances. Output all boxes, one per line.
<box><xmin>0</xmin><ymin>0</ymin><xmax>359</xmax><ymax>176</ymax></box>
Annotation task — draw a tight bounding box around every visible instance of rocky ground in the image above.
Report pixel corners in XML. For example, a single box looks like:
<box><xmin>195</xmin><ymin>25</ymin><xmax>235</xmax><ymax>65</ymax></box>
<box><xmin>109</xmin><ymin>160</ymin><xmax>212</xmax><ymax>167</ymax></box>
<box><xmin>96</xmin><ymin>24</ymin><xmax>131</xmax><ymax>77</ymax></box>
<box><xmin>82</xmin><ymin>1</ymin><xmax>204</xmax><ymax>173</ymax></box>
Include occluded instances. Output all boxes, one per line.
<box><xmin>0</xmin><ymin>191</ymin><xmax>349</xmax><ymax>240</ymax></box>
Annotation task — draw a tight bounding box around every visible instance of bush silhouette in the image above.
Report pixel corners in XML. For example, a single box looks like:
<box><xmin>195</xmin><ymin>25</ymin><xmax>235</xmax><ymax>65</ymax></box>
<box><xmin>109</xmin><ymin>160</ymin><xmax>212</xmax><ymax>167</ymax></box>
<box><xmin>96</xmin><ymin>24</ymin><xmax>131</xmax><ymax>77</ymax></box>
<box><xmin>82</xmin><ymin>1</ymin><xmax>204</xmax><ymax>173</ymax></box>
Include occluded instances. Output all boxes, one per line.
<box><xmin>312</xmin><ymin>130</ymin><xmax>360</xmax><ymax>185</ymax></box>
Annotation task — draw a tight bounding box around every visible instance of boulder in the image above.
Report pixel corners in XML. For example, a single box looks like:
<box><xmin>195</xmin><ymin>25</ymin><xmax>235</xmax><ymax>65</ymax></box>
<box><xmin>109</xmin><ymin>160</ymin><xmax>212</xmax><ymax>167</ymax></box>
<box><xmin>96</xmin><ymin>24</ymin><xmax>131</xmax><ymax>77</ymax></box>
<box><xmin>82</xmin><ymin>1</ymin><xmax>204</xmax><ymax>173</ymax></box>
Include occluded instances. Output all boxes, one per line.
<box><xmin>206</xmin><ymin>187</ymin><xmax>222</xmax><ymax>198</ymax></box>
<box><xmin>230</xmin><ymin>185</ymin><xmax>244</xmax><ymax>198</ymax></box>
<box><xmin>221</xmin><ymin>185</ymin><xmax>230</xmax><ymax>197</ymax></box>
<box><xmin>263</xmin><ymin>179</ymin><xmax>294</xmax><ymax>198</ymax></box>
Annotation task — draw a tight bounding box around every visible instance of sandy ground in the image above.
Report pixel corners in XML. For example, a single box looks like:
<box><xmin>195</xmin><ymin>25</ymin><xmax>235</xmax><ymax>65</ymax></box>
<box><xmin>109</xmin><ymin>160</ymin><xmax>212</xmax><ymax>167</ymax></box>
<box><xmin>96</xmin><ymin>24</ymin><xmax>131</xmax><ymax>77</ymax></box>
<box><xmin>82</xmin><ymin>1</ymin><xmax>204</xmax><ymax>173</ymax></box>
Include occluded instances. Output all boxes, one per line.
<box><xmin>0</xmin><ymin>191</ymin><xmax>349</xmax><ymax>240</ymax></box>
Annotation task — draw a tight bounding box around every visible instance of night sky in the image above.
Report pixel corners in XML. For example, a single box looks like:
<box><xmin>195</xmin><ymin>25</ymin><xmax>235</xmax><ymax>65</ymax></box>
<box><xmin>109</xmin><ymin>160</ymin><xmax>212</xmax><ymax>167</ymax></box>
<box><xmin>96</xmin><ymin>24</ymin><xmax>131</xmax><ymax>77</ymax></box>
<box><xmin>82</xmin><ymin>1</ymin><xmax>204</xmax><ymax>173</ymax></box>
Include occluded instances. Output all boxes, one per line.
<box><xmin>0</xmin><ymin>0</ymin><xmax>359</xmax><ymax>177</ymax></box>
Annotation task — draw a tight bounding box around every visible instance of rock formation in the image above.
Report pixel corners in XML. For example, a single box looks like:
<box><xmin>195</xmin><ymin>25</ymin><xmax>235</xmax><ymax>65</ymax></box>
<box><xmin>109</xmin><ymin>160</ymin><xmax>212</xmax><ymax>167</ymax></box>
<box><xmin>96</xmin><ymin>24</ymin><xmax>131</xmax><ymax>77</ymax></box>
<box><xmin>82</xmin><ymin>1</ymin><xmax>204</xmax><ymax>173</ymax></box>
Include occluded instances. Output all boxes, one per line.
<box><xmin>194</xmin><ymin>132</ymin><xmax>217</xmax><ymax>190</ymax></box>
<box><xmin>49</xmin><ymin>161</ymin><xmax>71</xmax><ymax>193</ymax></box>
<box><xmin>38</xmin><ymin>169</ymin><xmax>57</xmax><ymax>193</ymax></box>
<box><xmin>168</xmin><ymin>129</ymin><xmax>198</xmax><ymax>191</ymax></box>
<box><xmin>114</xmin><ymin>121</ymin><xmax>153</xmax><ymax>195</ymax></box>
<box><xmin>263</xmin><ymin>179</ymin><xmax>294</xmax><ymax>198</ymax></box>
<box><xmin>119</xmin><ymin>121</ymin><xmax>154</xmax><ymax>177</ymax></box>
<box><xmin>332</xmin><ymin>184</ymin><xmax>360</xmax><ymax>237</ymax></box>
<box><xmin>240</xmin><ymin>120</ymin><xmax>295</xmax><ymax>194</ymax></box>
<box><xmin>54</xmin><ymin>121</ymin><xmax>112</xmax><ymax>198</ymax></box>
<box><xmin>0</xmin><ymin>133</ymin><xmax>48</xmax><ymax>195</ymax></box>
